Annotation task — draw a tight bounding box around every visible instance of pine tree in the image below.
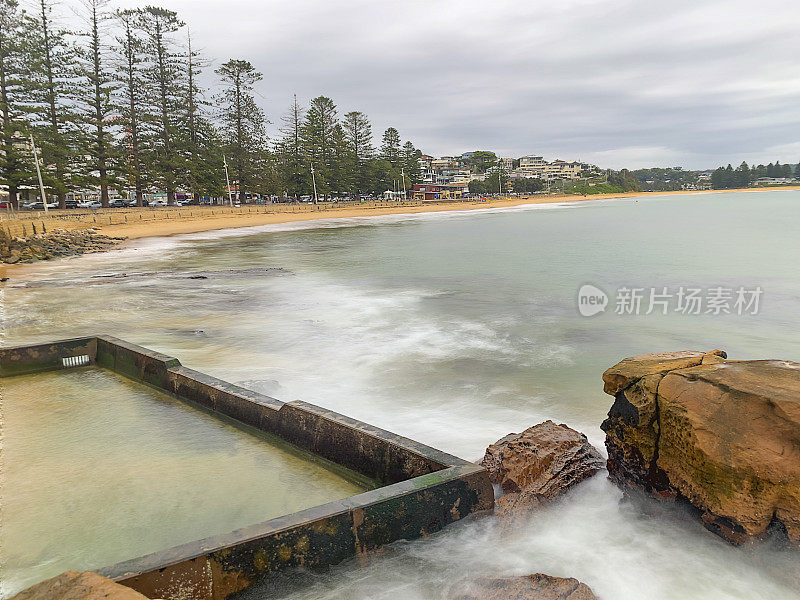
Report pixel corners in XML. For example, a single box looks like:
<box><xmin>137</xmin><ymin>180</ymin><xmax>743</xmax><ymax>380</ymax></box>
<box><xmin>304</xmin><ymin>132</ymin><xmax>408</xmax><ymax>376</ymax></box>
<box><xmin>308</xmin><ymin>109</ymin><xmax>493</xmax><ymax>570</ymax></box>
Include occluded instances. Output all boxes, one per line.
<box><xmin>139</xmin><ymin>6</ymin><xmax>185</xmax><ymax>205</ymax></box>
<box><xmin>766</xmin><ymin>162</ymin><xmax>776</xmax><ymax>178</ymax></box>
<box><xmin>342</xmin><ymin>110</ymin><xmax>372</xmax><ymax>198</ymax></box>
<box><xmin>278</xmin><ymin>94</ymin><xmax>306</xmax><ymax>198</ymax></box>
<box><xmin>214</xmin><ymin>59</ymin><xmax>266</xmax><ymax>202</ymax></box>
<box><xmin>329</xmin><ymin>122</ymin><xmax>352</xmax><ymax>195</ymax></box>
<box><xmin>114</xmin><ymin>8</ymin><xmax>146</xmax><ymax>205</ymax></box>
<box><xmin>301</xmin><ymin>96</ymin><xmax>338</xmax><ymax>197</ymax></box>
<box><xmin>380</xmin><ymin>127</ymin><xmax>400</xmax><ymax>167</ymax></box>
<box><xmin>0</xmin><ymin>0</ymin><xmax>31</xmax><ymax>208</ymax></box>
<box><xmin>183</xmin><ymin>28</ymin><xmax>219</xmax><ymax>201</ymax></box>
<box><xmin>27</xmin><ymin>0</ymin><xmax>76</xmax><ymax>207</ymax></box>
<box><xmin>75</xmin><ymin>0</ymin><xmax>117</xmax><ymax>207</ymax></box>
<box><xmin>402</xmin><ymin>140</ymin><xmax>421</xmax><ymax>187</ymax></box>
<box><xmin>736</xmin><ymin>161</ymin><xmax>750</xmax><ymax>188</ymax></box>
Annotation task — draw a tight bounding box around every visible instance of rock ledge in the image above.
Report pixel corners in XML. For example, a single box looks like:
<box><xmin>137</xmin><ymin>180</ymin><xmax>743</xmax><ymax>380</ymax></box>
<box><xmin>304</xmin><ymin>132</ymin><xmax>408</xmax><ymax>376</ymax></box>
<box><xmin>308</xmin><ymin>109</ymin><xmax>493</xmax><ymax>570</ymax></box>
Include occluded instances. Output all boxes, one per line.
<box><xmin>601</xmin><ymin>350</ymin><xmax>800</xmax><ymax>546</ymax></box>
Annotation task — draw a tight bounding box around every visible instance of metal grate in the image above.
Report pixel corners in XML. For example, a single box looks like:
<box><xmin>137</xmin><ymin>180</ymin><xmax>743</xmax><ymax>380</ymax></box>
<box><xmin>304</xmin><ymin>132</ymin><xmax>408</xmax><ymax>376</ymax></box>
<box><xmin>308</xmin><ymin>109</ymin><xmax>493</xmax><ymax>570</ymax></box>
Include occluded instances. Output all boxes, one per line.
<box><xmin>62</xmin><ymin>355</ymin><xmax>90</xmax><ymax>368</ymax></box>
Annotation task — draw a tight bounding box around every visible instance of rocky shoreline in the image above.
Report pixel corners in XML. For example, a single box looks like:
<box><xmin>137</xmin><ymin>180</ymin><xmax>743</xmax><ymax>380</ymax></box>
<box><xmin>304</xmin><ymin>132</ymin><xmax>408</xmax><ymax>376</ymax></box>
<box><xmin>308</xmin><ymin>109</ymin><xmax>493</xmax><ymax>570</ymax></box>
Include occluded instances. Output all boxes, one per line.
<box><xmin>10</xmin><ymin>351</ymin><xmax>800</xmax><ymax>600</ymax></box>
<box><xmin>0</xmin><ymin>229</ymin><xmax>123</xmax><ymax>264</ymax></box>
<box><xmin>601</xmin><ymin>350</ymin><xmax>800</xmax><ymax>547</ymax></box>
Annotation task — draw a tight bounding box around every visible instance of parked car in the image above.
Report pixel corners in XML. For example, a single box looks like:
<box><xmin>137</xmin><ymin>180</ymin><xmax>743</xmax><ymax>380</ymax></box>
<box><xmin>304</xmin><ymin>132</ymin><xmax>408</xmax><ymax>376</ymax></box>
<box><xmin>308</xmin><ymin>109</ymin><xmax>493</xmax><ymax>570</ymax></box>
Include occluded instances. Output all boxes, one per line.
<box><xmin>77</xmin><ymin>200</ymin><xmax>102</xmax><ymax>209</ymax></box>
<box><xmin>0</xmin><ymin>201</ymin><xmax>12</xmax><ymax>209</ymax></box>
<box><xmin>150</xmin><ymin>199</ymin><xmax>168</xmax><ymax>207</ymax></box>
<box><xmin>108</xmin><ymin>198</ymin><xmax>127</xmax><ymax>208</ymax></box>
<box><xmin>23</xmin><ymin>201</ymin><xmax>58</xmax><ymax>210</ymax></box>
<box><xmin>64</xmin><ymin>199</ymin><xmax>78</xmax><ymax>209</ymax></box>
<box><xmin>125</xmin><ymin>198</ymin><xmax>149</xmax><ymax>207</ymax></box>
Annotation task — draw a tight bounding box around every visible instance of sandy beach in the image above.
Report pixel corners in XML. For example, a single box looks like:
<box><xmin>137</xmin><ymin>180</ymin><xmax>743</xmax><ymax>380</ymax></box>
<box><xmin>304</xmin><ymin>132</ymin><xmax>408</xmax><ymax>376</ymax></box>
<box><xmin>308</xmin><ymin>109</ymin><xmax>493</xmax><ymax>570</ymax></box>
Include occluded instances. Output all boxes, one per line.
<box><xmin>2</xmin><ymin>186</ymin><xmax>798</xmax><ymax>278</ymax></box>
<box><xmin>42</xmin><ymin>186</ymin><xmax>800</xmax><ymax>240</ymax></box>
<box><xmin>77</xmin><ymin>186</ymin><xmax>800</xmax><ymax>241</ymax></box>
<box><xmin>99</xmin><ymin>194</ymin><xmax>596</xmax><ymax>240</ymax></box>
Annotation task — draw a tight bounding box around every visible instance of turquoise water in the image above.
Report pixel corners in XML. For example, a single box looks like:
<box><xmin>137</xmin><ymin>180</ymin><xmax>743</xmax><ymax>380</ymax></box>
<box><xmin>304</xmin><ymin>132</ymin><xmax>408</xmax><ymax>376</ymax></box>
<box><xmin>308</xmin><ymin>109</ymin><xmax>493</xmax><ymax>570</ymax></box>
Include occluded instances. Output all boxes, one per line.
<box><xmin>2</xmin><ymin>190</ymin><xmax>799</xmax><ymax>599</ymax></box>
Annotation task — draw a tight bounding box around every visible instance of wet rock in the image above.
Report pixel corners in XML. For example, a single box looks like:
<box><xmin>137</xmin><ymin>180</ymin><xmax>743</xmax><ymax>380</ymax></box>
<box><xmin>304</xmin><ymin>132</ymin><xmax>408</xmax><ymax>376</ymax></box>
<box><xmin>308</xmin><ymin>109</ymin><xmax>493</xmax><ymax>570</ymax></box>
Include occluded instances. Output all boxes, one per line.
<box><xmin>602</xmin><ymin>351</ymin><xmax>800</xmax><ymax>546</ymax></box>
<box><xmin>9</xmin><ymin>571</ymin><xmax>149</xmax><ymax>600</ymax></box>
<box><xmin>448</xmin><ymin>573</ymin><xmax>598</xmax><ymax>600</ymax></box>
<box><xmin>481</xmin><ymin>420</ymin><xmax>604</xmax><ymax>517</ymax></box>
<box><xmin>0</xmin><ymin>229</ymin><xmax>121</xmax><ymax>264</ymax></box>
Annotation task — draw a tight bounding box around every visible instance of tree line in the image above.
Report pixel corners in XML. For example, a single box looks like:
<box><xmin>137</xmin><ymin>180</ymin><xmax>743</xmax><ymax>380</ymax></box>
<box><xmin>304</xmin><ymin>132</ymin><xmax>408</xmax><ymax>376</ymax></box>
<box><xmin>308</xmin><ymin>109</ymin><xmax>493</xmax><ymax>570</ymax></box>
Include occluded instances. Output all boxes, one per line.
<box><xmin>711</xmin><ymin>161</ymin><xmax>799</xmax><ymax>190</ymax></box>
<box><xmin>0</xmin><ymin>0</ymin><xmax>422</xmax><ymax>208</ymax></box>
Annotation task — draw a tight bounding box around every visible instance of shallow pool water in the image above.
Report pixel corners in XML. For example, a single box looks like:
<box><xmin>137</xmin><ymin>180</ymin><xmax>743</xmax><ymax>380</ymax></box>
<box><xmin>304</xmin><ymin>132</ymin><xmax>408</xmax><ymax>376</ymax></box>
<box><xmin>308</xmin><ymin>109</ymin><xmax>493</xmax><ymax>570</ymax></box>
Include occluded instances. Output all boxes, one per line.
<box><xmin>0</xmin><ymin>367</ymin><xmax>370</xmax><ymax>596</ymax></box>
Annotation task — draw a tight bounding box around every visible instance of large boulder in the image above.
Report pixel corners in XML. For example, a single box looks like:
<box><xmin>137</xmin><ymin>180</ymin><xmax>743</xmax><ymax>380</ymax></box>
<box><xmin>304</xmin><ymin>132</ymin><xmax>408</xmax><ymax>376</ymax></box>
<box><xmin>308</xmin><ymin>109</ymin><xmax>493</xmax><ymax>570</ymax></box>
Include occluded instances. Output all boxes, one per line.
<box><xmin>447</xmin><ymin>573</ymin><xmax>598</xmax><ymax>600</ymax></box>
<box><xmin>601</xmin><ymin>350</ymin><xmax>800</xmax><ymax>546</ymax></box>
<box><xmin>481</xmin><ymin>421</ymin><xmax>604</xmax><ymax>516</ymax></box>
<box><xmin>10</xmin><ymin>571</ymin><xmax>149</xmax><ymax>600</ymax></box>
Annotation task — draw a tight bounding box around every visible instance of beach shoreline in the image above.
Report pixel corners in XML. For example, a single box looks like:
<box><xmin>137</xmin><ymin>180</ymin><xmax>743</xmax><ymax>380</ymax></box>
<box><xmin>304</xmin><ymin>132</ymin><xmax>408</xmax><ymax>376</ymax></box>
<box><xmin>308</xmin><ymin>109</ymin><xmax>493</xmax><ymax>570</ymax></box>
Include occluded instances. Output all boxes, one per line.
<box><xmin>2</xmin><ymin>186</ymin><xmax>798</xmax><ymax>278</ymax></box>
<box><xmin>85</xmin><ymin>186</ymin><xmax>800</xmax><ymax>241</ymax></box>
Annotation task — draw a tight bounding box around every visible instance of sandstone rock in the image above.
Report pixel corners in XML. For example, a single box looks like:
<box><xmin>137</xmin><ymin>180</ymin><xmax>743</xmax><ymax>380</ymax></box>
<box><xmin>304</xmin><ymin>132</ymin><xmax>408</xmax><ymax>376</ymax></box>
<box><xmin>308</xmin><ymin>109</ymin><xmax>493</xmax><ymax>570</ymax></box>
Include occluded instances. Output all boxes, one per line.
<box><xmin>602</xmin><ymin>351</ymin><xmax>800</xmax><ymax>546</ymax></box>
<box><xmin>481</xmin><ymin>421</ymin><xmax>604</xmax><ymax>517</ymax></box>
<box><xmin>448</xmin><ymin>573</ymin><xmax>598</xmax><ymax>600</ymax></box>
<box><xmin>9</xmin><ymin>571</ymin><xmax>149</xmax><ymax>600</ymax></box>
<box><xmin>601</xmin><ymin>349</ymin><xmax>726</xmax><ymax>395</ymax></box>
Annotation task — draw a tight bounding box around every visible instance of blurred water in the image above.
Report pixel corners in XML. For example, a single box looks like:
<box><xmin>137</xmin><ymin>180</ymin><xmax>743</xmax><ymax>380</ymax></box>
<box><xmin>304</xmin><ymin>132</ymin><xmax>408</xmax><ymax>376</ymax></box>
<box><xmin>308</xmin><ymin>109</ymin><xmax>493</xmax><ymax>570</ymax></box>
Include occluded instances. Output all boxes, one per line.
<box><xmin>2</xmin><ymin>190</ymin><xmax>799</xmax><ymax>599</ymax></box>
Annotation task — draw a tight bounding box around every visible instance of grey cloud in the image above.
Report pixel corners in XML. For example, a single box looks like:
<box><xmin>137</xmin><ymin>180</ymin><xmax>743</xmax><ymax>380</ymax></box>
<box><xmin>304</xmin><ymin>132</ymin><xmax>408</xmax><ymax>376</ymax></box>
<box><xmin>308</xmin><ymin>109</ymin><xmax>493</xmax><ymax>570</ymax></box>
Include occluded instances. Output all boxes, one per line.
<box><xmin>109</xmin><ymin>0</ymin><xmax>800</xmax><ymax>168</ymax></box>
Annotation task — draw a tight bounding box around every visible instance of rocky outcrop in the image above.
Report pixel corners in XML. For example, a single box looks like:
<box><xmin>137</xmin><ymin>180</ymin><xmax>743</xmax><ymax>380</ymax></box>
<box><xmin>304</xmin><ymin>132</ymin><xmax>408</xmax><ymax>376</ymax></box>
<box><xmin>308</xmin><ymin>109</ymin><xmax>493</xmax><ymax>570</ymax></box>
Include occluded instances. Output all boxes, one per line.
<box><xmin>9</xmin><ymin>571</ymin><xmax>149</xmax><ymax>600</ymax></box>
<box><xmin>448</xmin><ymin>573</ymin><xmax>598</xmax><ymax>600</ymax></box>
<box><xmin>481</xmin><ymin>421</ymin><xmax>604</xmax><ymax>517</ymax></box>
<box><xmin>601</xmin><ymin>350</ymin><xmax>800</xmax><ymax>546</ymax></box>
<box><xmin>0</xmin><ymin>229</ymin><xmax>121</xmax><ymax>264</ymax></box>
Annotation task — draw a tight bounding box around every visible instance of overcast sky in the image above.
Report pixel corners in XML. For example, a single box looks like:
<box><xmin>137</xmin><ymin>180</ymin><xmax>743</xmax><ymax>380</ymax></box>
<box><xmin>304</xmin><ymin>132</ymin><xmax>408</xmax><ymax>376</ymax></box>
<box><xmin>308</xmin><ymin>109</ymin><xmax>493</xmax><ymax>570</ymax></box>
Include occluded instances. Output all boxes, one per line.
<box><xmin>100</xmin><ymin>0</ymin><xmax>800</xmax><ymax>169</ymax></box>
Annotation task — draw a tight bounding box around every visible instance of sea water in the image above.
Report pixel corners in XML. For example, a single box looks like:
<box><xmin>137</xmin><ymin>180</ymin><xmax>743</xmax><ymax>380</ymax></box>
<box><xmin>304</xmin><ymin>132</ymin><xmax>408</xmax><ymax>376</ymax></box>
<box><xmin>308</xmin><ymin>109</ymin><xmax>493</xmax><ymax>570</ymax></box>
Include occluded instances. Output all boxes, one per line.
<box><xmin>2</xmin><ymin>189</ymin><xmax>799</xmax><ymax>599</ymax></box>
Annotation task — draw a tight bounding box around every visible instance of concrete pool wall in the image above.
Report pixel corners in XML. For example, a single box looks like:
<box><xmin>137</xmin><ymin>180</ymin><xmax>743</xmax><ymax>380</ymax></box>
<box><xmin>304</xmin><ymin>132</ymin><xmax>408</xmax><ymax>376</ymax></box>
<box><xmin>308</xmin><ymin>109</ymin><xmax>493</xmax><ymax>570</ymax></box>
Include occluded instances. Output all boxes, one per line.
<box><xmin>0</xmin><ymin>336</ymin><xmax>494</xmax><ymax>600</ymax></box>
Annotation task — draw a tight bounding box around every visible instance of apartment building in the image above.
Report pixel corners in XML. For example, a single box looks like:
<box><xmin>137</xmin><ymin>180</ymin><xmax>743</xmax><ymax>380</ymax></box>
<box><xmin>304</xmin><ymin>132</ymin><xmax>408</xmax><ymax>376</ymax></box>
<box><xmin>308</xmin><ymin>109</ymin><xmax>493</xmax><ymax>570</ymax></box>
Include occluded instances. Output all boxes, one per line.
<box><xmin>513</xmin><ymin>156</ymin><xmax>586</xmax><ymax>181</ymax></box>
<box><xmin>519</xmin><ymin>156</ymin><xmax>547</xmax><ymax>171</ymax></box>
<box><xmin>420</xmin><ymin>152</ymin><xmax>589</xmax><ymax>185</ymax></box>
